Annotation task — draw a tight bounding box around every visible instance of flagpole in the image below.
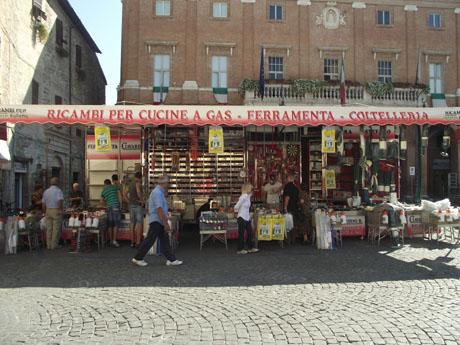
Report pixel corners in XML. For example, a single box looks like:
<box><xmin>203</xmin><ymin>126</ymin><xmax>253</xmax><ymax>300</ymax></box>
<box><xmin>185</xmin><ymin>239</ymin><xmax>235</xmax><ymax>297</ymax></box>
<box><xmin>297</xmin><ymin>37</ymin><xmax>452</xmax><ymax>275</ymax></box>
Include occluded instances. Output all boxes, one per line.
<box><xmin>339</xmin><ymin>58</ymin><xmax>346</xmax><ymax>106</ymax></box>
<box><xmin>258</xmin><ymin>47</ymin><xmax>265</xmax><ymax>100</ymax></box>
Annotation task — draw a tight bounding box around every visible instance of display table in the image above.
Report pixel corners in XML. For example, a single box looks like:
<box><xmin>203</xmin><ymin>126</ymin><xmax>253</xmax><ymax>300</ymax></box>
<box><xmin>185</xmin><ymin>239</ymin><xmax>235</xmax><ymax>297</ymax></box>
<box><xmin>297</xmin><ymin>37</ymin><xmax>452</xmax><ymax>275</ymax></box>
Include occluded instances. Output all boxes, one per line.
<box><xmin>340</xmin><ymin>210</ymin><xmax>366</xmax><ymax>238</ymax></box>
<box><xmin>199</xmin><ymin>212</ymin><xmax>229</xmax><ymax>250</ymax></box>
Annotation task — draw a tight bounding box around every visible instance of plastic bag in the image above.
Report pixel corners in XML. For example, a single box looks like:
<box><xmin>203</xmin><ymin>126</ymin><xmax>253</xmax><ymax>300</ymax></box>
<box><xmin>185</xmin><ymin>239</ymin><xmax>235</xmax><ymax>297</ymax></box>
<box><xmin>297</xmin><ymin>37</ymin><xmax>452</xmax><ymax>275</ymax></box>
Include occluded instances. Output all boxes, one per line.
<box><xmin>285</xmin><ymin>213</ymin><xmax>294</xmax><ymax>232</ymax></box>
<box><xmin>421</xmin><ymin>199</ymin><xmax>451</xmax><ymax>212</ymax></box>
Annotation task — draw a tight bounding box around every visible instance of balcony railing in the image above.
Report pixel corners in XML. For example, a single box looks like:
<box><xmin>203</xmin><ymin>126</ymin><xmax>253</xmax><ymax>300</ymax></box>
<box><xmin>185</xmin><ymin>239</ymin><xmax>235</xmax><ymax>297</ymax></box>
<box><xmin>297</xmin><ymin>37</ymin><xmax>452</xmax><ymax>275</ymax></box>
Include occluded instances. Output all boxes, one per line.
<box><xmin>245</xmin><ymin>84</ymin><xmax>425</xmax><ymax>106</ymax></box>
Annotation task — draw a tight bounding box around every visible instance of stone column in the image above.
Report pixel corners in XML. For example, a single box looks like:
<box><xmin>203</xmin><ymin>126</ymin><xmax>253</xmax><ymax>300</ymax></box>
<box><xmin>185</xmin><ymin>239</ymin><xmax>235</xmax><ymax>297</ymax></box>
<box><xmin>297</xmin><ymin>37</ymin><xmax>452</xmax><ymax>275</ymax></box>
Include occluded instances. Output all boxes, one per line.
<box><xmin>352</xmin><ymin>2</ymin><xmax>366</xmax><ymax>83</ymax></box>
<box><xmin>456</xmin><ymin>8</ymin><xmax>460</xmax><ymax>106</ymax></box>
<box><xmin>242</xmin><ymin>0</ymin><xmax>256</xmax><ymax>80</ymax></box>
<box><xmin>182</xmin><ymin>0</ymin><xmax>199</xmax><ymax>104</ymax></box>
<box><xmin>404</xmin><ymin>5</ymin><xmax>418</xmax><ymax>83</ymax></box>
<box><xmin>120</xmin><ymin>0</ymin><xmax>140</xmax><ymax>103</ymax></box>
<box><xmin>297</xmin><ymin>0</ymin><xmax>311</xmax><ymax>78</ymax></box>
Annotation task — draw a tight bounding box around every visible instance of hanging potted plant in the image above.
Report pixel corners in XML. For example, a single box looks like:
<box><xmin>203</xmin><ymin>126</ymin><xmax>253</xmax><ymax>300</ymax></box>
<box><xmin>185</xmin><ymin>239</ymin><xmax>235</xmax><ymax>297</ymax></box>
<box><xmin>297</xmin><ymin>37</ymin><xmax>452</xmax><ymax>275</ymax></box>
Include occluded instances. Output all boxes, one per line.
<box><xmin>238</xmin><ymin>79</ymin><xmax>259</xmax><ymax>97</ymax></box>
<box><xmin>292</xmin><ymin>79</ymin><xmax>326</xmax><ymax>96</ymax></box>
<box><xmin>36</xmin><ymin>23</ymin><xmax>48</xmax><ymax>43</ymax></box>
<box><xmin>366</xmin><ymin>81</ymin><xmax>394</xmax><ymax>99</ymax></box>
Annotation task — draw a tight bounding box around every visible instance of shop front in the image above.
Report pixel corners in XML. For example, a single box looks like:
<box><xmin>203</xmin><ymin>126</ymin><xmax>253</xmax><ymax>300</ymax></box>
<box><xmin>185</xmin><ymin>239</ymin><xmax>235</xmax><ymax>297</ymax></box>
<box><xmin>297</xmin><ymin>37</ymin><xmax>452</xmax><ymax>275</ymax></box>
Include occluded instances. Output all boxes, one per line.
<box><xmin>1</xmin><ymin>105</ymin><xmax>460</xmax><ymax>251</ymax></box>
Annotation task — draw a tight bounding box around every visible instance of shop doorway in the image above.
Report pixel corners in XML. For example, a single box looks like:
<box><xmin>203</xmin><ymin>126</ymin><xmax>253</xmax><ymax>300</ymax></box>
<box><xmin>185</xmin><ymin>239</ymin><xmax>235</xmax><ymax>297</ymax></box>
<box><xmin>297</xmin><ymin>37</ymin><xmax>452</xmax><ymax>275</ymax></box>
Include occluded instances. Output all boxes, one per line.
<box><xmin>427</xmin><ymin>125</ymin><xmax>450</xmax><ymax>199</ymax></box>
<box><xmin>14</xmin><ymin>172</ymin><xmax>25</xmax><ymax>209</ymax></box>
<box><xmin>14</xmin><ymin>161</ymin><xmax>28</xmax><ymax>209</ymax></box>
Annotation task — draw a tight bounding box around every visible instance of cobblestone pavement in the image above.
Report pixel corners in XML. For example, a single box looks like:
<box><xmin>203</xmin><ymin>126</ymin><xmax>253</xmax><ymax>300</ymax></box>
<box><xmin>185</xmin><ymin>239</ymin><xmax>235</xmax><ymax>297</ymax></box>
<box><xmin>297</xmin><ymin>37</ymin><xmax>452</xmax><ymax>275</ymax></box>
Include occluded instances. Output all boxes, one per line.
<box><xmin>1</xmin><ymin>236</ymin><xmax>459</xmax><ymax>345</ymax></box>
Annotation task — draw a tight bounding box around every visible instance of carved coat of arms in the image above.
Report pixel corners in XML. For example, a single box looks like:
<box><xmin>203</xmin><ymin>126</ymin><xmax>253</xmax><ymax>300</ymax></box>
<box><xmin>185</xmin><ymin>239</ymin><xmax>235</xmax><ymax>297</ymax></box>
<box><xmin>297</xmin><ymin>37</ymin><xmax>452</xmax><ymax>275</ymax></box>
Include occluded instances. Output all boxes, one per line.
<box><xmin>316</xmin><ymin>3</ymin><xmax>346</xmax><ymax>29</ymax></box>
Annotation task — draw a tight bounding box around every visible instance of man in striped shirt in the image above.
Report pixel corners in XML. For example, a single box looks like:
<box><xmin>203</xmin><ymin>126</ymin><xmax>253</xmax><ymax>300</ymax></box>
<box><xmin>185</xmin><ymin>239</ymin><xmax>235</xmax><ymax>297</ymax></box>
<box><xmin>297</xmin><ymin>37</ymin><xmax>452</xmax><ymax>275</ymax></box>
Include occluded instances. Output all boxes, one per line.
<box><xmin>100</xmin><ymin>179</ymin><xmax>122</xmax><ymax>247</ymax></box>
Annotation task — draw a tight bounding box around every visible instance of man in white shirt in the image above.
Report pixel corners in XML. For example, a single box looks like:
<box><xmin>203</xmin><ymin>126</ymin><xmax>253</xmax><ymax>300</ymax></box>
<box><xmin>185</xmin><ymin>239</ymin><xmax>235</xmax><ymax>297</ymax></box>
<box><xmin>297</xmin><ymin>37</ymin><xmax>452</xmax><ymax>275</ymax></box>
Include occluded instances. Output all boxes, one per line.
<box><xmin>42</xmin><ymin>177</ymin><xmax>64</xmax><ymax>250</ymax></box>
<box><xmin>263</xmin><ymin>174</ymin><xmax>283</xmax><ymax>209</ymax></box>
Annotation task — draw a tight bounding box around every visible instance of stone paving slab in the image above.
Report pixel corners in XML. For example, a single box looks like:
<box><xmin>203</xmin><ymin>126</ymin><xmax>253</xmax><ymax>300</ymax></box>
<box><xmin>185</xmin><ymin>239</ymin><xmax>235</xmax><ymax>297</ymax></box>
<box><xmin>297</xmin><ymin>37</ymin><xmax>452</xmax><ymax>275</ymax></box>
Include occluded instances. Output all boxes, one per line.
<box><xmin>0</xmin><ymin>238</ymin><xmax>459</xmax><ymax>345</ymax></box>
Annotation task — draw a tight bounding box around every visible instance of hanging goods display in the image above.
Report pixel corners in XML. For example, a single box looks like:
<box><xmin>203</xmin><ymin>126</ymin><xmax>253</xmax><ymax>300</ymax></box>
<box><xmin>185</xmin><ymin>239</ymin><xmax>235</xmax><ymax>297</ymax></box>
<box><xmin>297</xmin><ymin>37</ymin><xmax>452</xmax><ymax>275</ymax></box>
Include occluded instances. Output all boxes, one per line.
<box><xmin>324</xmin><ymin>170</ymin><xmax>337</xmax><ymax>189</ymax></box>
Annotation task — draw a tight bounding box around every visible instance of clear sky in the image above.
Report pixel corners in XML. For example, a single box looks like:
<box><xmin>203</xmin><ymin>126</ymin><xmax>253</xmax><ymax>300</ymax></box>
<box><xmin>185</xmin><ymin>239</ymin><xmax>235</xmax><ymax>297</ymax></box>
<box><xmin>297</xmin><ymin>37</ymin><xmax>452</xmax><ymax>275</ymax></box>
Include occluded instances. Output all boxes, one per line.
<box><xmin>69</xmin><ymin>0</ymin><xmax>122</xmax><ymax>105</ymax></box>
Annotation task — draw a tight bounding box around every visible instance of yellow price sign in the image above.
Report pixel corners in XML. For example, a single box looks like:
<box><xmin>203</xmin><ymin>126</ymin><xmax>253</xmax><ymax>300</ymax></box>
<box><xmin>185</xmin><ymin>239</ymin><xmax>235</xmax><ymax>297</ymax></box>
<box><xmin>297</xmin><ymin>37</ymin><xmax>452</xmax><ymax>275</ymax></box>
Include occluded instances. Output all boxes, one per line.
<box><xmin>208</xmin><ymin>126</ymin><xmax>224</xmax><ymax>153</ymax></box>
<box><xmin>94</xmin><ymin>126</ymin><xmax>111</xmax><ymax>152</ymax></box>
<box><xmin>322</xmin><ymin>129</ymin><xmax>336</xmax><ymax>153</ymax></box>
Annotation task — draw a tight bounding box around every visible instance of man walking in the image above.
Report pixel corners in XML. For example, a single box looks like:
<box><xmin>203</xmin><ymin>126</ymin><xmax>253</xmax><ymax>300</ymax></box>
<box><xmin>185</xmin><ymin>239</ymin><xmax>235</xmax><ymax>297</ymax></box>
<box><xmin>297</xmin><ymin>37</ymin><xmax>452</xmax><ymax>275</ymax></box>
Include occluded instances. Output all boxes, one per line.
<box><xmin>132</xmin><ymin>175</ymin><xmax>183</xmax><ymax>267</ymax></box>
<box><xmin>125</xmin><ymin>171</ymin><xmax>144</xmax><ymax>247</ymax></box>
<box><xmin>42</xmin><ymin>177</ymin><xmax>64</xmax><ymax>250</ymax></box>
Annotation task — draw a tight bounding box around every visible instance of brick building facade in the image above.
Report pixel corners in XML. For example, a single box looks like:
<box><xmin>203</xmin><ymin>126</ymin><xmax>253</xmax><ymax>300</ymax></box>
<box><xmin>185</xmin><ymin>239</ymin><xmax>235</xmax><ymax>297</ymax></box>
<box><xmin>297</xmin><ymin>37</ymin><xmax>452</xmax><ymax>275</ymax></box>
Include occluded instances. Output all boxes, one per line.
<box><xmin>118</xmin><ymin>0</ymin><xmax>460</xmax><ymax>107</ymax></box>
<box><xmin>0</xmin><ymin>0</ymin><xmax>106</xmax><ymax>210</ymax></box>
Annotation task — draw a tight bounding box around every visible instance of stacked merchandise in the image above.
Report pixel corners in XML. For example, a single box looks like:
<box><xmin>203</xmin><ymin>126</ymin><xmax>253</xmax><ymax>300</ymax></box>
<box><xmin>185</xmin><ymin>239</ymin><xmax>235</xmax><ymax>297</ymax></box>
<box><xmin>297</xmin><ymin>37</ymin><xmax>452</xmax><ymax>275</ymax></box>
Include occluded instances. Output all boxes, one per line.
<box><xmin>314</xmin><ymin>209</ymin><xmax>345</xmax><ymax>250</ymax></box>
<box><xmin>418</xmin><ymin>199</ymin><xmax>460</xmax><ymax>241</ymax></box>
<box><xmin>67</xmin><ymin>211</ymin><xmax>104</xmax><ymax>252</ymax></box>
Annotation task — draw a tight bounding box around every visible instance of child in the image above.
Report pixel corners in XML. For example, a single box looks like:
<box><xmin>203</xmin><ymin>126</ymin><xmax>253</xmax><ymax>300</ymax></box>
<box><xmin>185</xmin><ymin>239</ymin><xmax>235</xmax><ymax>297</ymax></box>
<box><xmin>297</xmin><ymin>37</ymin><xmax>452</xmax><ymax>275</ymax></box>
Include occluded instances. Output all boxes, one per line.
<box><xmin>234</xmin><ymin>183</ymin><xmax>259</xmax><ymax>255</ymax></box>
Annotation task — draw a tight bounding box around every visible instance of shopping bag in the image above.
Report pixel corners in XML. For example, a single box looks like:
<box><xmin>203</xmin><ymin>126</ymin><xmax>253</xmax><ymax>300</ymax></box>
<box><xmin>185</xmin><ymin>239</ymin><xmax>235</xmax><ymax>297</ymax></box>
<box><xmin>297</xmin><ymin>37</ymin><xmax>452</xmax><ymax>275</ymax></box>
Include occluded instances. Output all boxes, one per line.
<box><xmin>257</xmin><ymin>215</ymin><xmax>272</xmax><ymax>241</ymax></box>
<box><xmin>285</xmin><ymin>213</ymin><xmax>294</xmax><ymax>232</ymax></box>
<box><xmin>271</xmin><ymin>215</ymin><xmax>285</xmax><ymax>241</ymax></box>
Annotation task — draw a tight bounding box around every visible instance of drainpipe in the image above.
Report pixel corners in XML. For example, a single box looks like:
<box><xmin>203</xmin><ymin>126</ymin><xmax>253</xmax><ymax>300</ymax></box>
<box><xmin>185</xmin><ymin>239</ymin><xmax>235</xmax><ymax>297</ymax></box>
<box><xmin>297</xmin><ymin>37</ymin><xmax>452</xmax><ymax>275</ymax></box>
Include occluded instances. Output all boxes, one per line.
<box><xmin>415</xmin><ymin>126</ymin><xmax>422</xmax><ymax>203</ymax></box>
<box><xmin>68</xmin><ymin>26</ymin><xmax>73</xmax><ymax>195</ymax></box>
<box><xmin>69</xmin><ymin>26</ymin><xmax>73</xmax><ymax>105</ymax></box>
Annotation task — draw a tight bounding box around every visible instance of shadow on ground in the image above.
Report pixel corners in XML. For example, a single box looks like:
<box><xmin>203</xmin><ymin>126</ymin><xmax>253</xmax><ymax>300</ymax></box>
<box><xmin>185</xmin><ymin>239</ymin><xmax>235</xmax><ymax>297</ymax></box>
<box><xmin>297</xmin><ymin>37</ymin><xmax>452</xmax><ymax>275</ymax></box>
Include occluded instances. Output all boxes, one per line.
<box><xmin>1</xmin><ymin>230</ymin><xmax>459</xmax><ymax>289</ymax></box>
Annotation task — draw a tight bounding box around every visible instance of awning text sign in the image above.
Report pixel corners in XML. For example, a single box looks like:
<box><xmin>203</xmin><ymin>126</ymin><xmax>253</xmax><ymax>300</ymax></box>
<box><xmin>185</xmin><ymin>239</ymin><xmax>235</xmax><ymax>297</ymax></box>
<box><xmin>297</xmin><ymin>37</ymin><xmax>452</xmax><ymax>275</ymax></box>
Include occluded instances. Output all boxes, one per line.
<box><xmin>1</xmin><ymin>105</ymin><xmax>460</xmax><ymax>126</ymax></box>
<box><xmin>86</xmin><ymin>135</ymin><xmax>141</xmax><ymax>160</ymax></box>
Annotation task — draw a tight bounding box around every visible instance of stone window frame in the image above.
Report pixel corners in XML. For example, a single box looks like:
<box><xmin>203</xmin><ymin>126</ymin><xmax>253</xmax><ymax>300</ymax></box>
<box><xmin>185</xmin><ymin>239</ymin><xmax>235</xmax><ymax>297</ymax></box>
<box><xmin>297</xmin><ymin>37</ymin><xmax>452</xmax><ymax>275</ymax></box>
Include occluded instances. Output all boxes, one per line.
<box><xmin>145</xmin><ymin>42</ymin><xmax>177</xmax><ymax>89</ymax></box>
<box><xmin>428</xmin><ymin>62</ymin><xmax>444</xmax><ymax>94</ymax></box>
<box><xmin>32</xmin><ymin>80</ymin><xmax>39</xmax><ymax>104</ymax></box>
<box><xmin>323</xmin><ymin>58</ymin><xmax>339</xmax><ymax>81</ymax></box>
<box><xmin>427</xmin><ymin>12</ymin><xmax>444</xmax><ymax>31</ymax></box>
<box><xmin>268</xmin><ymin>56</ymin><xmax>284</xmax><ymax>81</ymax></box>
<box><xmin>153</xmin><ymin>54</ymin><xmax>171</xmax><ymax>88</ymax></box>
<box><xmin>211</xmin><ymin>1</ymin><xmax>230</xmax><ymax>20</ymax></box>
<box><xmin>268</xmin><ymin>1</ymin><xmax>285</xmax><ymax>23</ymax></box>
<box><xmin>377</xmin><ymin>60</ymin><xmax>392</xmax><ymax>83</ymax></box>
<box><xmin>211</xmin><ymin>55</ymin><xmax>228</xmax><ymax>89</ymax></box>
<box><xmin>75</xmin><ymin>44</ymin><xmax>82</xmax><ymax>69</ymax></box>
<box><xmin>206</xmin><ymin>46</ymin><xmax>233</xmax><ymax>89</ymax></box>
<box><xmin>376</xmin><ymin>8</ymin><xmax>394</xmax><ymax>27</ymax></box>
<box><xmin>154</xmin><ymin>0</ymin><xmax>172</xmax><ymax>18</ymax></box>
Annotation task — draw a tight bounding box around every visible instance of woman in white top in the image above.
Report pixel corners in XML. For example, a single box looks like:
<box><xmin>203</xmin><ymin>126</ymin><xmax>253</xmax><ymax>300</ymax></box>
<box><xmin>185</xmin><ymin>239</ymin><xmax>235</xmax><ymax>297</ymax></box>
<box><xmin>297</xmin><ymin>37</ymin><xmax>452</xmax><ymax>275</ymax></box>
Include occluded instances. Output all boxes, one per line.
<box><xmin>234</xmin><ymin>183</ymin><xmax>259</xmax><ymax>255</ymax></box>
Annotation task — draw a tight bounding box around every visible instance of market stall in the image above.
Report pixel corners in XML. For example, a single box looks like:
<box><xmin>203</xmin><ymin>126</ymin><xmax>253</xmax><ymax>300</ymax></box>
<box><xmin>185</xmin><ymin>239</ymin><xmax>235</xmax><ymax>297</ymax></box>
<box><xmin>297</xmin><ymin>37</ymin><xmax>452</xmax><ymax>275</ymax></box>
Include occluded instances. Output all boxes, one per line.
<box><xmin>2</xmin><ymin>105</ymin><xmax>460</xmax><ymax>252</ymax></box>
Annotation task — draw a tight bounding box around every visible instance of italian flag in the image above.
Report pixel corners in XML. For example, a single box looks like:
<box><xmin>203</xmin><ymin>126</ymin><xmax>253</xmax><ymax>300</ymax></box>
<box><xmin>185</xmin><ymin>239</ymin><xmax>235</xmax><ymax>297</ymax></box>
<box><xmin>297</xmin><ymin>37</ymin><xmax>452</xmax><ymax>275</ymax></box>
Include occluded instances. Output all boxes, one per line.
<box><xmin>153</xmin><ymin>86</ymin><xmax>169</xmax><ymax>104</ymax></box>
<box><xmin>339</xmin><ymin>60</ymin><xmax>346</xmax><ymax>106</ymax></box>
<box><xmin>213</xmin><ymin>87</ymin><xmax>228</xmax><ymax>104</ymax></box>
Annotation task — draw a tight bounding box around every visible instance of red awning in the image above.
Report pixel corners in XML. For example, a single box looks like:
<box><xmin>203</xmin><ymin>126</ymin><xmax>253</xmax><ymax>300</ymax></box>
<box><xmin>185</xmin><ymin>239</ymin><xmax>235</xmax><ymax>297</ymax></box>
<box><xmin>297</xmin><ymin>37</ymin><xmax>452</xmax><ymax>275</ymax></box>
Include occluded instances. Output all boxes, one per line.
<box><xmin>1</xmin><ymin>105</ymin><xmax>460</xmax><ymax>126</ymax></box>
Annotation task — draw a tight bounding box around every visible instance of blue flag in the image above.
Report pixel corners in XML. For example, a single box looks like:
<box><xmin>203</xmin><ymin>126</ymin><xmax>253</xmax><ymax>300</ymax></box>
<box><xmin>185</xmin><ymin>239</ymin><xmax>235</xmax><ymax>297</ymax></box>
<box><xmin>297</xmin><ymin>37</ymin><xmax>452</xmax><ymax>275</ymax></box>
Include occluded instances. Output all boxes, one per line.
<box><xmin>258</xmin><ymin>48</ymin><xmax>265</xmax><ymax>99</ymax></box>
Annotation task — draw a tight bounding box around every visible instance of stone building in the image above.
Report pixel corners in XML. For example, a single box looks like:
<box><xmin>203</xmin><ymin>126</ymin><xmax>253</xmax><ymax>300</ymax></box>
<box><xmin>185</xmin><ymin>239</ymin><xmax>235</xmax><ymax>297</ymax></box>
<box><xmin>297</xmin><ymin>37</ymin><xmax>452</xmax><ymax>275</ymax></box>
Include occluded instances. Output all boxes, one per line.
<box><xmin>118</xmin><ymin>0</ymin><xmax>460</xmax><ymax>202</ymax></box>
<box><xmin>118</xmin><ymin>0</ymin><xmax>460</xmax><ymax>107</ymax></box>
<box><xmin>0</xmin><ymin>0</ymin><xmax>106</xmax><ymax>210</ymax></box>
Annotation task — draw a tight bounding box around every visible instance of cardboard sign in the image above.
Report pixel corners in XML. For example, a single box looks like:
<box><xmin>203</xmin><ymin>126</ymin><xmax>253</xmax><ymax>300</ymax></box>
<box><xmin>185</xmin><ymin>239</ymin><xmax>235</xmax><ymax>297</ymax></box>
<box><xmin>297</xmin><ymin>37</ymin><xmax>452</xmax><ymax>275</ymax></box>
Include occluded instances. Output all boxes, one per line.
<box><xmin>257</xmin><ymin>215</ymin><xmax>272</xmax><ymax>241</ymax></box>
<box><xmin>208</xmin><ymin>126</ymin><xmax>224</xmax><ymax>153</ymax></box>
<box><xmin>322</xmin><ymin>128</ymin><xmax>336</xmax><ymax>153</ymax></box>
<box><xmin>94</xmin><ymin>126</ymin><xmax>111</xmax><ymax>152</ymax></box>
<box><xmin>271</xmin><ymin>215</ymin><xmax>285</xmax><ymax>241</ymax></box>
